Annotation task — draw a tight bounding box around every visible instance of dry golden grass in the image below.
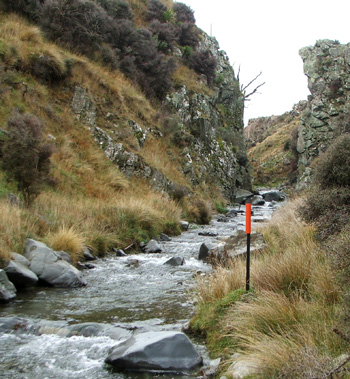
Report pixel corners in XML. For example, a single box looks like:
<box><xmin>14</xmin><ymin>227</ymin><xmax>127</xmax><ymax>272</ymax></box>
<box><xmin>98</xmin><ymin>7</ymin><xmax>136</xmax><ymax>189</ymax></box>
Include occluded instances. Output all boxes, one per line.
<box><xmin>0</xmin><ymin>199</ymin><xmax>40</xmax><ymax>264</ymax></box>
<box><xmin>196</xmin><ymin>258</ymin><xmax>246</xmax><ymax>303</ymax></box>
<box><xmin>0</xmin><ymin>14</ymin><xmax>69</xmax><ymax>74</ymax></box>
<box><xmin>173</xmin><ymin>64</ymin><xmax>215</xmax><ymax>96</ymax></box>
<box><xmin>139</xmin><ymin>137</ymin><xmax>191</xmax><ymax>186</ymax></box>
<box><xmin>227</xmin><ymin>306</ymin><xmax>344</xmax><ymax>377</ymax></box>
<box><xmin>46</xmin><ymin>226</ymin><xmax>85</xmax><ymax>264</ymax></box>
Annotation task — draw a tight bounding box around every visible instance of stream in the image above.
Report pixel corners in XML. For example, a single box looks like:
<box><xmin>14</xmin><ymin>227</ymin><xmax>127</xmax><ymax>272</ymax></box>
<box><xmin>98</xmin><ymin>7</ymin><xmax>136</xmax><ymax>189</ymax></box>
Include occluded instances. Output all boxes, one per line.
<box><xmin>0</xmin><ymin>198</ymin><xmax>279</xmax><ymax>378</ymax></box>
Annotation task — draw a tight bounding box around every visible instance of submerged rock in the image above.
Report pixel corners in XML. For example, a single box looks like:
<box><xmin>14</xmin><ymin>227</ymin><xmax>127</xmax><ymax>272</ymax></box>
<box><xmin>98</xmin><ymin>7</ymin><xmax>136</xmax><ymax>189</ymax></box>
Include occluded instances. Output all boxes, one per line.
<box><xmin>198</xmin><ymin>231</ymin><xmax>219</xmax><ymax>237</ymax></box>
<box><xmin>164</xmin><ymin>257</ymin><xmax>185</xmax><ymax>266</ymax></box>
<box><xmin>105</xmin><ymin>331</ymin><xmax>203</xmax><ymax>372</ymax></box>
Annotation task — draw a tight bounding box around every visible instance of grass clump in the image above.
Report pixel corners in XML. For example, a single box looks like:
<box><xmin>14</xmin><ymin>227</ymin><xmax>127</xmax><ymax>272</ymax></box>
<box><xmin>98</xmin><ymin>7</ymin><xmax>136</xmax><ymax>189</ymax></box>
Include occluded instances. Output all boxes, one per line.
<box><xmin>46</xmin><ymin>226</ymin><xmax>85</xmax><ymax>264</ymax></box>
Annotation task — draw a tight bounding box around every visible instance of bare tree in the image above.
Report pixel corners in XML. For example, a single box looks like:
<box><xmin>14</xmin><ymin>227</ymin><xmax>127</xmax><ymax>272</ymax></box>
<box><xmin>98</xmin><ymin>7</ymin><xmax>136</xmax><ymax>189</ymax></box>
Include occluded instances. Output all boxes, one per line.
<box><xmin>237</xmin><ymin>67</ymin><xmax>265</xmax><ymax>102</ymax></box>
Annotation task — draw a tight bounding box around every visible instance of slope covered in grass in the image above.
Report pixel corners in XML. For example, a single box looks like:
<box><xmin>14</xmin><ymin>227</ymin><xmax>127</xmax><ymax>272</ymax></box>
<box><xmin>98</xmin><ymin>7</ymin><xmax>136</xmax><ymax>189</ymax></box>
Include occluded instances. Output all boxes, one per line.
<box><xmin>0</xmin><ymin>10</ymin><xmax>221</xmax><ymax>265</ymax></box>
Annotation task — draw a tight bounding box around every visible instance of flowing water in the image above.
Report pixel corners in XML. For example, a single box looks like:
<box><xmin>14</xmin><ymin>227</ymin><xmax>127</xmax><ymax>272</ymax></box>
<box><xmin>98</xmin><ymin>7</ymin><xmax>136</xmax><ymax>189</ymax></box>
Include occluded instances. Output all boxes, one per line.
<box><xmin>0</xmin><ymin>200</ymin><xmax>279</xmax><ymax>378</ymax></box>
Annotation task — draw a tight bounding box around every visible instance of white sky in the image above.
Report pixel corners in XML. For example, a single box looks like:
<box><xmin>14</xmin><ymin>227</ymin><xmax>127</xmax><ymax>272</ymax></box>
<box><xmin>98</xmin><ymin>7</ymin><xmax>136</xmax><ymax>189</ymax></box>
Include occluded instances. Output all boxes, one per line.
<box><xmin>182</xmin><ymin>0</ymin><xmax>350</xmax><ymax>125</ymax></box>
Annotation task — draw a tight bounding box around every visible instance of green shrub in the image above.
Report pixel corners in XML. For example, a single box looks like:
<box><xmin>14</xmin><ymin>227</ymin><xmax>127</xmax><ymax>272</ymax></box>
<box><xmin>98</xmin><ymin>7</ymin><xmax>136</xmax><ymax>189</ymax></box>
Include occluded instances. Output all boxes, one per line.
<box><xmin>146</xmin><ymin>0</ymin><xmax>167</xmax><ymax>22</ymax></box>
<box><xmin>1</xmin><ymin>112</ymin><xmax>53</xmax><ymax>206</ymax></box>
<box><xmin>173</xmin><ymin>2</ymin><xmax>195</xmax><ymax>24</ymax></box>
<box><xmin>97</xmin><ymin>0</ymin><xmax>133</xmax><ymax>20</ymax></box>
<box><xmin>300</xmin><ymin>186</ymin><xmax>350</xmax><ymax>240</ymax></box>
<box><xmin>188</xmin><ymin>49</ymin><xmax>217</xmax><ymax>85</ymax></box>
<box><xmin>313</xmin><ymin>134</ymin><xmax>350</xmax><ymax>188</ymax></box>
<box><xmin>4</xmin><ymin>0</ymin><xmax>43</xmax><ymax>21</ymax></box>
<box><xmin>299</xmin><ymin>134</ymin><xmax>350</xmax><ymax>240</ymax></box>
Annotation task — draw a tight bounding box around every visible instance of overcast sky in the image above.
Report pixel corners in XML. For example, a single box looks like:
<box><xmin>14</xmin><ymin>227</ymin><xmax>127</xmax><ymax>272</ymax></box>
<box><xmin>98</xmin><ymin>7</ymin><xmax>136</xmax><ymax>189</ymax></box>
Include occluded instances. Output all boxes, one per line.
<box><xmin>182</xmin><ymin>0</ymin><xmax>350</xmax><ymax>125</ymax></box>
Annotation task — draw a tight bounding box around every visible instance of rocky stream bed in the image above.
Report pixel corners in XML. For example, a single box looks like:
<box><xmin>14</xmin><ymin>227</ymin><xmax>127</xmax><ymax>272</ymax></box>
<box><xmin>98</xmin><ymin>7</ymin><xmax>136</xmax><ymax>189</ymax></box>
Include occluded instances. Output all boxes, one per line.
<box><xmin>0</xmin><ymin>192</ymin><xmax>283</xmax><ymax>378</ymax></box>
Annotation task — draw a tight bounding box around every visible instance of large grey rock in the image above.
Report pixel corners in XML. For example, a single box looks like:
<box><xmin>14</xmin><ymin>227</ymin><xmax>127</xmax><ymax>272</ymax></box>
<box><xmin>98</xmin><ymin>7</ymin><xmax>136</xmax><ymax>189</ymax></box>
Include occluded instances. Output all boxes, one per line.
<box><xmin>24</xmin><ymin>239</ymin><xmax>87</xmax><ymax>287</ymax></box>
<box><xmin>72</xmin><ymin>86</ymin><xmax>96</xmax><ymax>126</ymax></box>
<box><xmin>198</xmin><ymin>242</ymin><xmax>215</xmax><ymax>261</ymax></box>
<box><xmin>105</xmin><ymin>331</ymin><xmax>202</xmax><ymax>372</ymax></box>
<box><xmin>0</xmin><ymin>270</ymin><xmax>16</xmax><ymax>303</ymax></box>
<box><xmin>235</xmin><ymin>189</ymin><xmax>254</xmax><ymax>204</ymax></box>
<box><xmin>11</xmin><ymin>252</ymin><xmax>30</xmax><ymax>267</ymax></box>
<box><xmin>227</xmin><ymin>353</ymin><xmax>259</xmax><ymax>379</ymax></box>
<box><xmin>224</xmin><ymin>230</ymin><xmax>266</xmax><ymax>258</ymax></box>
<box><xmin>4</xmin><ymin>260</ymin><xmax>38</xmax><ymax>288</ymax></box>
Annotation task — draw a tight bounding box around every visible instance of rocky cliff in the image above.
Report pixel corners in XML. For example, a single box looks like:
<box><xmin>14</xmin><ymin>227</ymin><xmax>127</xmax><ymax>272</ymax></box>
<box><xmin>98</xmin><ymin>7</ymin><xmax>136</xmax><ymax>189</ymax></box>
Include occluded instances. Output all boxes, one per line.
<box><xmin>164</xmin><ymin>34</ymin><xmax>249</xmax><ymax>199</ymax></box>
<box><xmin>74</xmin><ymin>33</ymin><xmax>250</xmax><ymax>201</ymax></box>
<box><xmin>298</xmin><ymin>40</ymin><xmax>350</xmax><ymax>180</ymax></box>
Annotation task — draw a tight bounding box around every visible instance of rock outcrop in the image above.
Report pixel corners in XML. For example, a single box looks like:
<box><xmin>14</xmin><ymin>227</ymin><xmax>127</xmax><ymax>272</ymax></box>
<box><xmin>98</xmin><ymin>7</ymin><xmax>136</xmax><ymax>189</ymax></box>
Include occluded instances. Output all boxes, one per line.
<box><xmin>165</xmin><ymin>35</ymin><xmax>250</xmax><ymax>200</ymax></box>
<box><xmin>298</xmin><ymin>40</ymin><xmax>350</xmax><ymax>179</ymax></box>
<box><xmin>75</xmin><ymin>34</ymin><xmax>250</xmax><ymax>201</ymax></box>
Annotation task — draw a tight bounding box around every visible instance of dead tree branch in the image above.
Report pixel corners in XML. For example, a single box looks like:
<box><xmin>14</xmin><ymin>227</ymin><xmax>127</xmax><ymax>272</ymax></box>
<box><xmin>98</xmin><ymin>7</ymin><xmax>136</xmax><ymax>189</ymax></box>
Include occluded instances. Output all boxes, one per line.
<box><xmin>240</xmin><ymin>71</ymin><xmax>265</xmax><ymax>101</ymax></box>
<box><xmin>244</xmin><ymin>82</ymin><xmax>266</xmax><ymax>101</ymax></box>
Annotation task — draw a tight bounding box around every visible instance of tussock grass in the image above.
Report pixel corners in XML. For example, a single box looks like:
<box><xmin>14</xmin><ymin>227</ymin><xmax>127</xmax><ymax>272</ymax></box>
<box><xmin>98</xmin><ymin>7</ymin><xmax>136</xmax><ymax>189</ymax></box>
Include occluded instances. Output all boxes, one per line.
<box><xmin>46</xmin><ymin>226</ymin><xmax>85</xmax><ymax>264</ymax></box>
<box><xmin>0</xmin><ymin>199</ymin><xmax>38</xmax><ymax>264</ymax></box>
<box><xmin>191</xmin><ymin>198</ymin><xmax>345</xmax><ymax>377</ymax></box>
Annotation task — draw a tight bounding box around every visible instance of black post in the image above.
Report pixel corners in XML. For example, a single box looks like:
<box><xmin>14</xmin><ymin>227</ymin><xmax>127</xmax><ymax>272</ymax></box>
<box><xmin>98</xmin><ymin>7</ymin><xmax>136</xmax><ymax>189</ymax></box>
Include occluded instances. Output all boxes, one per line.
<box><xmin>246</xmin><ymin>233</ymin><xmax>251</xmax><ymax>291</ymax></box>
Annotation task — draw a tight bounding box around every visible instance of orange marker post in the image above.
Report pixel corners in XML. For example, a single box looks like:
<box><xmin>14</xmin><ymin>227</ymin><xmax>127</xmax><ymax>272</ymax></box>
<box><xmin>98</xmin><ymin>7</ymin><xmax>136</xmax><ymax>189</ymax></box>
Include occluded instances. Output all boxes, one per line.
<box><xmin>246</xmin><ymin>203</ymin><xmax>252</xmax><ymax>291</ymax></box>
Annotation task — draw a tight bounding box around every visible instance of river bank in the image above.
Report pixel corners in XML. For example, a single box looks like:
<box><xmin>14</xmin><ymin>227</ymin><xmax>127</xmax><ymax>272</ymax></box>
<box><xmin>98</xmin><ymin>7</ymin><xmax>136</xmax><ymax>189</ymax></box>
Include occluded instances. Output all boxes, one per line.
<box><xmin>190</xmin><ymin>198</ymin><xmax>347</xmax><ymax>378</ymax></box>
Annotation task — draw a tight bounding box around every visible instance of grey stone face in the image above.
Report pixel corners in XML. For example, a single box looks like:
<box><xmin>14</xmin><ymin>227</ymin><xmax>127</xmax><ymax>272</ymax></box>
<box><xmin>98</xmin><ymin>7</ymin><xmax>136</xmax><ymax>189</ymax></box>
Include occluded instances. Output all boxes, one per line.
<box><xmin>298</xmin><ymin>40</ymin><xmax>350</xmax><ymax>181</ymax></box>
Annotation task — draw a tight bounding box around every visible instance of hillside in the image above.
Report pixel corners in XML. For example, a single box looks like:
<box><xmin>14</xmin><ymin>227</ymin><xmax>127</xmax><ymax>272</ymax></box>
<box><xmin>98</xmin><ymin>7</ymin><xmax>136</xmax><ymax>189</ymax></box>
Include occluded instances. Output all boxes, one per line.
<box><xmin>244</xmin><ymin>101</ymin><xmax>306</xmax><ymax>187</ymax></box>
<box><xmin>0</xmin><ymin>0</ymin><xmax>249</xmax><ymax>265</ymax></box>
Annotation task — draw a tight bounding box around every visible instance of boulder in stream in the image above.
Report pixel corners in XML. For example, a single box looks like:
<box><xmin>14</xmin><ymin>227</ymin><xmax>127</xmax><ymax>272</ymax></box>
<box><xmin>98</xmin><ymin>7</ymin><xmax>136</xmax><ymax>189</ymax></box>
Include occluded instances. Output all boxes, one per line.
<box><xmin>262</xmin><ymin>191</ymin><xmax>285</xmax><ymax>202</ymax></box>
<box><xmin>0</xmin><ymin>269</ymin><xmax>17</xmax><ymax>303</ymax></box>
<box><xmin>143</xmin><ymin>239</ymin><xmax>162</xmax><ymax>254</ymax></box>
<box><xmin>164</xmin><ymin>257</ymin><xmax>185</xmax><ymax>266</ymax></box>
<box><xmin>4</xmin><ymin>260</ymin><xmax>39</xmax><ymax>288</ymax></box>
<box><xmin>198</xmin><ymin>242</ymin><xmax>215</xmax><ymax>261</ymax></box>
<box><xmin>24</xmin><ymin>239</ymin><xmax>87</xmax><ymax>287</ymax></box>
<box><xmin>105</xmin><ymin>331</ymin><xmax>203</xmax><ymax>372</ymax></box>
<box><xmin>235</xmin><ymin>189</ymin><xmax>254</xmax><ymax>204</ymax></box>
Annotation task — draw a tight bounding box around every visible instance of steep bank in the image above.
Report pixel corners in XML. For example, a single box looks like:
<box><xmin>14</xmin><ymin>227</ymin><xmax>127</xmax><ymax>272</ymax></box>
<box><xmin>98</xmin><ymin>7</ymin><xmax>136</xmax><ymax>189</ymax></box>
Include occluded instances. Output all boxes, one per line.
<box><xmin>0</xmin><ymin>0</ymin><xmax>249</xmax><ymax>263</ymax></box>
